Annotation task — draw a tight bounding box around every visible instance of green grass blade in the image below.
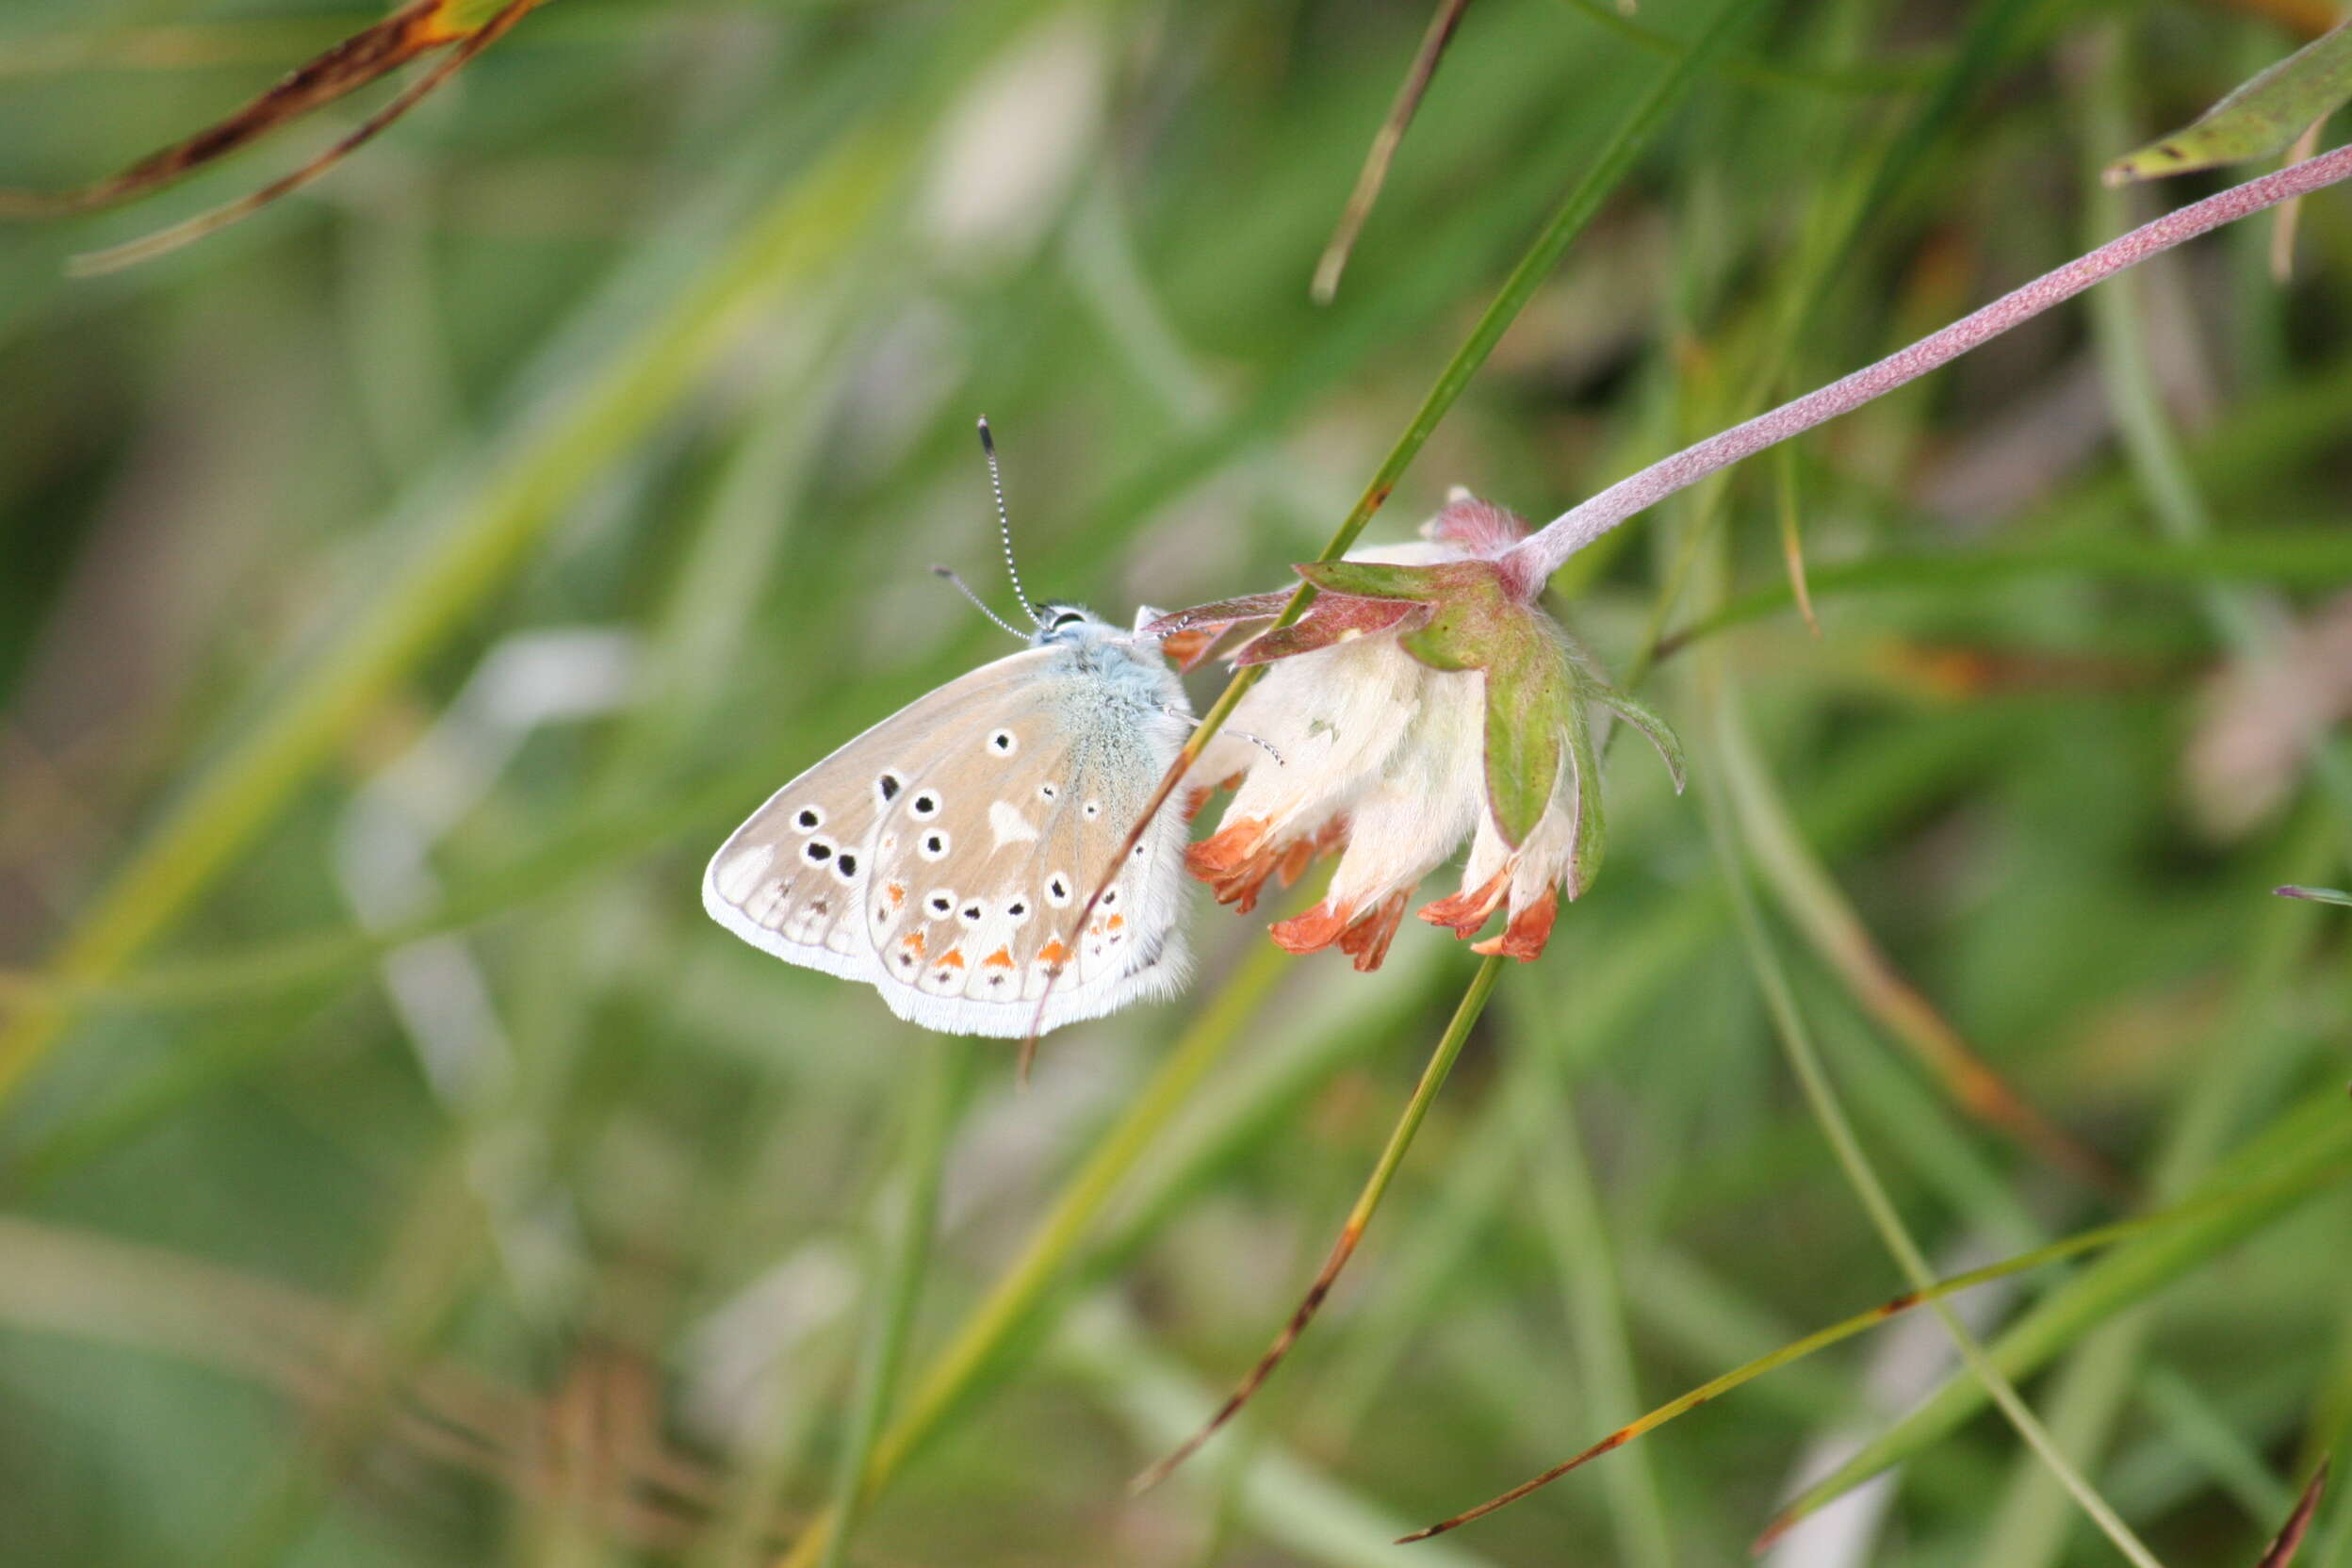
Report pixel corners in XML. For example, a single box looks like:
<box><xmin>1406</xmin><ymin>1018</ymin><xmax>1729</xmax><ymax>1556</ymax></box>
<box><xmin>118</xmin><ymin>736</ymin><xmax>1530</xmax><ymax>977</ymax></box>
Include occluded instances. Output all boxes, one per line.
<box><xmin>0</xmin><ymin>124</ymin><xmax>915</xmax><ymax>1109</ymax></box>
<box><xmin>1762</xmin><ymin>1082</ymin><xmax>2352</xmax><ymax>1538</ymax></box>
<box><xmin>2105</xmin><ymin>15</ymin><xmax>2352</xmax><ymax>184</ymax></box>
<box><xmin>1704</xmin><ymin>689</ymin><xmax>2168</xmax><ymax>1568</ymax></box>
<box><xmin>815</xmin><ymin>1040</ymin><xmax>975</xmax><ymax>1568</ymax></box>
<box><xmin>1405</xmin><ymin>1154</ymin><xmax>2352</xmax><ymax>1542</ymax></box>
<box><xmin>1131</xmin><ymin>955</ymin><xmax>1503</xmax><ymax>1493</ymax></box>
<box><xmin>770</xmin><ymin>940</ymin><xmax>1288</xmax><ymax>1568</ymax></box>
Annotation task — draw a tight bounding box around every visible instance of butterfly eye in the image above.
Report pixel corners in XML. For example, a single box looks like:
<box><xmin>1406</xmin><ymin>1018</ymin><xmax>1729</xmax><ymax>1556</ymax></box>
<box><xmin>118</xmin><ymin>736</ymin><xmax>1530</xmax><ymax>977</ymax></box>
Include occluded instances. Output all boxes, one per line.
<box><xmin>919</xmin><ymin>830</ymin><xmax>950</xmax><ymax>860</ymax></box>
<box><xmin>988</xmin><ymin>729</ymin><xmax>1017</xmax><ymax>755</ymax></box>
<box><xmin>1051</xmin><ymin>611</ymin><xmax>1085</xmax><ymax>629</ymax></box>
<box><xmin>910</xmin><ymin>792</ymin><xmax>941</xmax><ymax>820</ymax></box>
<box><xmin>794</xmin><ymin>807</ymin><xmax>824</xmax><ymax>832</ymax></box>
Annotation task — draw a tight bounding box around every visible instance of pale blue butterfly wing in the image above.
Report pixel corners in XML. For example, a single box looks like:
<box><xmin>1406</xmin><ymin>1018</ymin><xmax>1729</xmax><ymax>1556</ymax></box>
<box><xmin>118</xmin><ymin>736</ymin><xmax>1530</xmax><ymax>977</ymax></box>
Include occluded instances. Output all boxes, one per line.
<box><xmin>704</xmin><ymin>611</ymin><xmax>1194</xmax><ymax>1037</ymax></box>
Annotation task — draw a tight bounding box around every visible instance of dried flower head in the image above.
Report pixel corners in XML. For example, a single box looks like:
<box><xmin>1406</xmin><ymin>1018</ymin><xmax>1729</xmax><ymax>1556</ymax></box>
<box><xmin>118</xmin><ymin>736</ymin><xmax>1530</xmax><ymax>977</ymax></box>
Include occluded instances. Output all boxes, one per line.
<box><xmin>1153</xmin><ymin>491</ymin><xmax>1683</xmax><ymax>970</ymax></box>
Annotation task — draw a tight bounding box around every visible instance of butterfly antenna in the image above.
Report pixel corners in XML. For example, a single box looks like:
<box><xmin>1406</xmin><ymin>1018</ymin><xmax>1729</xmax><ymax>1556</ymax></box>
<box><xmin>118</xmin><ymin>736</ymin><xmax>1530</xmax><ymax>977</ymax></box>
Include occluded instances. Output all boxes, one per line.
<box><xmin>931</xmin><ymin>565</ymin><xmax>1030</xmax><ymax>640</ymax></box>
<box><xmin>977</xmin><ymin>416</ymin><xmax>1041</xmax><ymax>625</ymax></box>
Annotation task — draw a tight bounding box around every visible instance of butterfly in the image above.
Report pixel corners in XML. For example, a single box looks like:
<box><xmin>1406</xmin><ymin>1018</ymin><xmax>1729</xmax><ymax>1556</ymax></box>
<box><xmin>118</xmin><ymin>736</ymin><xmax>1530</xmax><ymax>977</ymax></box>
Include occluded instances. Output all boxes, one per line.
<box><xmin>701</xmin><ymin>422</ymin><xmax>1197</xmax><ymax>1038</ymax></box>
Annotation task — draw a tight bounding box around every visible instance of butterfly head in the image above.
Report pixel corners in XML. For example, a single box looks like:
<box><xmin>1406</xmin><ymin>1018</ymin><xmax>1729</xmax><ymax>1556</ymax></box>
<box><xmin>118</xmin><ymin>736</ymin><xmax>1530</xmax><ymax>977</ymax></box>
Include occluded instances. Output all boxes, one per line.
<box><xmin>1031</xmin><ymin>602</ymin><xmax>1113</xmax><ymax>646</ymax></box>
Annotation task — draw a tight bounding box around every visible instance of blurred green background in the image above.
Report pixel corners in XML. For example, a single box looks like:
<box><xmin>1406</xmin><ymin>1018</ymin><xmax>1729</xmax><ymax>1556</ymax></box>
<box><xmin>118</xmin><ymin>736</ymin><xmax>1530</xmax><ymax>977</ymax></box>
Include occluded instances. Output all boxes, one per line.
<box><xmin>2</xmin><ymin>1</ymin><xmax>2349</xmax><ymax>1564</ymax></box>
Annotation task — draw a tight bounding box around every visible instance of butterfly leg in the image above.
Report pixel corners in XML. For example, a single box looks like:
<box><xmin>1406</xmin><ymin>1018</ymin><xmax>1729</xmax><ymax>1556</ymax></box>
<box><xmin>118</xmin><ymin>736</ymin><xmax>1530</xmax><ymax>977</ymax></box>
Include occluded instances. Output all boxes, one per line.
<box><xmin>1161</xmin><ymin>704</ymin><xmax>1284</xmax><ymax>766</ymax></box>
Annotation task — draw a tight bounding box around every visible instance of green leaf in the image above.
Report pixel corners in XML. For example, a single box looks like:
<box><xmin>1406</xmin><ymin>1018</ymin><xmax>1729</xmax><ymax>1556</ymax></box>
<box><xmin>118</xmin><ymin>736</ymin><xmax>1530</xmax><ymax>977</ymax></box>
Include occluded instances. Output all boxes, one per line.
<box><xmin>2104</xmin><ymin>16</ymin><xmax>2352</xmax><ymax>185</ymax></box>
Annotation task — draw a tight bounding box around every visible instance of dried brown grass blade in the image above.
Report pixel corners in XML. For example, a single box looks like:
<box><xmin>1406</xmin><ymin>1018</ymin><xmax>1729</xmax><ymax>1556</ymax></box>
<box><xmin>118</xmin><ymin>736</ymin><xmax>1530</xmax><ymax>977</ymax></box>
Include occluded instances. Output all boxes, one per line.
<box><xmin>68</xmin><ymin>0</ymin><xmax>538</xmax><ymax>275</ymax></box>
<box><xmin>2255</xmin><ymin>1457</ymin><xmax>2329</xmax><ymax>1568</ymax></box>
<box><xmin>1311</xmin><ymin>0</ymin><xmax>1474</xmax><ymax>303</ymax></box>
<box><xmin>1130</xmin><ymin>1209</ymin><xmax>1370</xmax><ymax>1494</ymax></box>
<box><xmin>2272</xmin><ymin>119</ymin><xmax>2327</xmax><ymax>282</ymax></box>
<box><xmin>0</xmin><ymin>0</ymin><xmax>467</xmax><ymax>220</ymax></box>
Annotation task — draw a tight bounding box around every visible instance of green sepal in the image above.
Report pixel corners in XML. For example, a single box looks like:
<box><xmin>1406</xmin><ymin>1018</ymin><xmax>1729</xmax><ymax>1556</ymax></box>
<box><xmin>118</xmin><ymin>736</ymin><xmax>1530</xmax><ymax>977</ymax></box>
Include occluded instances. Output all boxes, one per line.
<box><xmin>1560</xmin><ymin>634</ymin><xmax>1687</xmax><ymax>794</ymax></box>
<box><xmin>1559</xmin><ymin>689</ymin><xmax>1605</xmax><ymax>898</ymax></box>
<box><xmin>1389</xmin><ymin>564</ymin><xmax>1524</xmax><ymax>673</ymax></box>
<box><xmin>1294</xmin><ymin>559</ymin><xmax>1454</xmax><ymax>603</ymax></box>
<box><xmin>1478</xmin><ymin>627</ymin><xmax>1576</xmax><ymax>846</ymax></box>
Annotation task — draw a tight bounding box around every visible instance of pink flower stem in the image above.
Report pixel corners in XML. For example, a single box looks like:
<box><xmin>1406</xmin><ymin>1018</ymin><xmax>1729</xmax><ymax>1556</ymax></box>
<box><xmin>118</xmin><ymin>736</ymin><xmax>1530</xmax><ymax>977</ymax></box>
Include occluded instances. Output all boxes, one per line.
<box><xmin>1511</xmin><ymin>142</ymin><xmax>2352</xmax><ymax>580</ymax></box>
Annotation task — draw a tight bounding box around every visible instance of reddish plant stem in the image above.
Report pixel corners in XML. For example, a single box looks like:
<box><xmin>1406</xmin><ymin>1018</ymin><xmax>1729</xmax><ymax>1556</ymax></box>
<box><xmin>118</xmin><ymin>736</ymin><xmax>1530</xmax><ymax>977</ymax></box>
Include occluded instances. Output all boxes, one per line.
<box><xmin>1510</xmin><ymin>142</ymin><xmax>2352</xmax><ymax>580</ymax></box>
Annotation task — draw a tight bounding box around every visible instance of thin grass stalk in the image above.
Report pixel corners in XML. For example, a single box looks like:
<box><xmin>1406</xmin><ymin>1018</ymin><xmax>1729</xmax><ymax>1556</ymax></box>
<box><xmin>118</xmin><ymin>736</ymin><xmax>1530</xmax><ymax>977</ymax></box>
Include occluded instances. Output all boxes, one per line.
<box><xmin>816</xmin><ymin>1039</ymin><xmax>973</xmax><ymax>1568</ymax></box>
<box><xmin>0</xmin><ymin>125</ymin><xmax>915</xmax><ymax>1112</ymax></box>
<box><xmin>1403</xmin><ymin>1152</ymin><xmax>2352</xmax><ymax>1541</ymax></box>
<box><xmin>1772</xmin><ymin>446</ymin><xmax>1820</xmax><ymax>637</ymax></box>
<box><xmin>1701</xmin><ymin>691</ymin><xmax>2169</xmax><ymax>1568</ymax></box>
<box><xmin>67</xmin><ymin>0</ymin><xmax>539</xmax><ymax>275</ymax></box>
<box><xmin>1129</xmin><ymin>956</ymin><xmax>1504</xmax><ymax>1492</ymax></box>
<box><xmin>2260</xmin><ymin>1461</ymin><xmax>2330</xmax><ymax>1568</ymax></box>
<box><xmin>1515</xmin><ymin>1058</ymin><xmax>1674</xmax><ymax>1568</ymax></box>
<box><xmin>1312</xmin><ymin>0</ymin><xmax>1475</xmax><ymax>304</ymax></box>
<box><xmin>1720</xmin><ymin>692</ymin><xmax>2129</xmax><ymax>1199</ymax></box>
<box><xmin>1758</xmin><ymin>1068</ymin><xmax>2352</xmax><ymax>1544</ymax></box>
<box><xmin>769</xmin><ymin>940</ymin><xmax>1287</xmax><ymax>1568</ymax></box>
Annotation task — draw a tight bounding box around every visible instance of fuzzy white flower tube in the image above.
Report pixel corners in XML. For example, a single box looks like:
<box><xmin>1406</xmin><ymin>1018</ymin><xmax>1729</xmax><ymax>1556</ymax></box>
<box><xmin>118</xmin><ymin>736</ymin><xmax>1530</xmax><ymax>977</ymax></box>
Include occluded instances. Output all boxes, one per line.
<box><xmin>1190</xmin><ymin>542</ymin><xmax>1488</xmax><ymax>969</ymax></box>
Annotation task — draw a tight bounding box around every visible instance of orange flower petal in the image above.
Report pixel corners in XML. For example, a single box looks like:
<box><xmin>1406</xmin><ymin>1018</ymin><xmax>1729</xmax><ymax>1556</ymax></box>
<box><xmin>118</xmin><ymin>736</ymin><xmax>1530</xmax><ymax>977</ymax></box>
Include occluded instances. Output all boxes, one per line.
<box><xmin>1337</xmin><ymin>891</ymin><xmax>1409</xmax><ymax>972</ymax></box>
<box><xmin>1269</xmin><ymin>899</ymin><xmax>1351</xmax><ymax>955</ymax></box>
<box><xmin>1470</xmin><ymin>893</ymin><xmax>1558</xmax><ymax>961</ymax></box>
<box><xmin>1417</xmin><ymin>866</ymin><xmax>1509</xmax><ymax>938</ymax></box>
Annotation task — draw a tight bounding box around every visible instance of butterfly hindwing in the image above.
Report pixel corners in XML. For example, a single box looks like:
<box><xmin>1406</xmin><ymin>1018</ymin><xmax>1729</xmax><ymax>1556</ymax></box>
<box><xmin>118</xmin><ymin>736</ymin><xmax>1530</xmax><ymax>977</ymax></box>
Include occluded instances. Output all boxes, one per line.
<box><xmin>858</xmin><ymin>666</ymin><xmax>1194</xmax><ymax>1035</ymax></box>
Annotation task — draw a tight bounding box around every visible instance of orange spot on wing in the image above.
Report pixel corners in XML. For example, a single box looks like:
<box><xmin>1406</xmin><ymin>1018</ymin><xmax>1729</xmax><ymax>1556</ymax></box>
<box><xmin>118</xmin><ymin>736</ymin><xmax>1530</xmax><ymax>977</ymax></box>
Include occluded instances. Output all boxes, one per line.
<box><xmin>1107</xmin><ymin>914</ymin><xmax>1124</xmax><ymax>930</ymax></box>
<box><xmin>887</xmin><ymin>882</ymin><xmax>906</xmax><ymax>906</ymax></box>
<box><xmin>902</xmin><ymin>931</ymin><xmax>925</xmax><ymax>957</ymax></box>
<box><xmin>940</xmin><ymin>949</ymin><xmax>965</xmax><ymax>970</ymax></box>
<box><xmin>1037</xmin><ymin>939</ymin><xmax>1069</xmax><ymax>965</ymax></box>
<box><xmin>983</xmin><ymin>947</ymin><xmax>1014</xmax><ymax>968</ymax></box>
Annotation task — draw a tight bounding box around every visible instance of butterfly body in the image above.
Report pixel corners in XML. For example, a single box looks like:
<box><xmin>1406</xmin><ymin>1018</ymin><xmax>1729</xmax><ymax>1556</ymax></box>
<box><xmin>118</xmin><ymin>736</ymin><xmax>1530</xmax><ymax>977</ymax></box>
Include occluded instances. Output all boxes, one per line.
<box><xmin>704</xmin><ymin>605</ymin><xmax>1194</xmax><ymax>1037</ymax></box>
